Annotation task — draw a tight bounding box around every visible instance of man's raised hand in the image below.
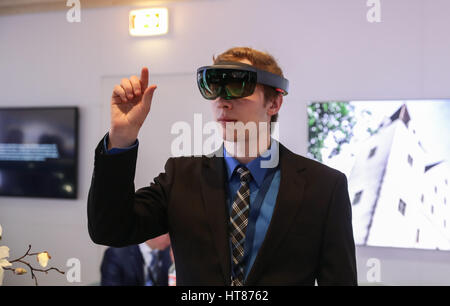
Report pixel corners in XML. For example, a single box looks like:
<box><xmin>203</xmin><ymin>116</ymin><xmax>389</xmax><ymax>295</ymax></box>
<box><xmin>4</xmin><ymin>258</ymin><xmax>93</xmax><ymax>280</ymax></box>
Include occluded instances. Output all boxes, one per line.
<box><xmin>109</xmin><ymin>67</ymin><xmax>157</xmax><ymax>149</ymax></box>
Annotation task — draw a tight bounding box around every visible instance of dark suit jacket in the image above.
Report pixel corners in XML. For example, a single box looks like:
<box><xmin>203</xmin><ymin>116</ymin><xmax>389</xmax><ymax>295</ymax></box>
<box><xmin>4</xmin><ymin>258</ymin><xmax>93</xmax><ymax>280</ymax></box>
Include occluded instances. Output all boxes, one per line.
<box><xmin>100</xmin><ymin>245</ymin><xmax>171</xmax><ymax>286</ymax></box>
<box><xmin>88</xmin><ymin>139</ymin><xmax>357</xmax><ymax>285</ymax></box>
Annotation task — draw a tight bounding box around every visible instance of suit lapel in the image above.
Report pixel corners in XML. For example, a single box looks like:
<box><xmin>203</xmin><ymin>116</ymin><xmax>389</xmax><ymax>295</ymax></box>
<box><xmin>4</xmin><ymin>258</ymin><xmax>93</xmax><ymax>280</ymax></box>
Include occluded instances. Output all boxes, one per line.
<box><xmin>132</xmin><ymin>245</ymin><xmax>145</xmax><ymax>285</ymax></box>
<box><xmin>245</xmin><ymin>143</ymin><xmax>306</xmax><ymax>285</ymax></box>
<box><xmin>200</xmin><ymin>145</ymin><xmax>231</xmax><ymax>285</ymax></box>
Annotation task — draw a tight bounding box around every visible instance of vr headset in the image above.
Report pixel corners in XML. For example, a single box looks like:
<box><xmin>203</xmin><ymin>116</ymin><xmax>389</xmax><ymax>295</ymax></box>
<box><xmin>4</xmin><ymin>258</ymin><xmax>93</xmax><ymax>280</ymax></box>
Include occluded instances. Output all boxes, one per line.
<box><xmin>197</xmin><ymin>61</ymin><xmax>289</xmax><ymax>100</ymax></box>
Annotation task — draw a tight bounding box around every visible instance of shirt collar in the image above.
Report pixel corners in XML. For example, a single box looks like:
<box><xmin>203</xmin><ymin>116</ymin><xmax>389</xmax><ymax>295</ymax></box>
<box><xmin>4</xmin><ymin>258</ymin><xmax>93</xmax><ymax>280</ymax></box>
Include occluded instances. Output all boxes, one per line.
<box><xmin>138</xmin><ymin>242</ymin><xmax>153</xmax><ymax>267</ymax></box>
<box><xmin>223</xmin><ymin>138</ymin><xmax>278</xmax><ymax>187</ymax></box>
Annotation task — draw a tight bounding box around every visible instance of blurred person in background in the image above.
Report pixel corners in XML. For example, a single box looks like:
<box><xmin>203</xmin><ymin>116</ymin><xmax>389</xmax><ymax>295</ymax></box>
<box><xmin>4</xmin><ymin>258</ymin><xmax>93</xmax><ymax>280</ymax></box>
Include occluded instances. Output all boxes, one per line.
<box><xmin>168</xmin><ymin>247</ymin><xmax>176</xmax><ymax>286</ymax></box>
<box><xmin>100</xmin><ymin>233</ymin><xmax>172</xmax><ymax>286</ymax></box>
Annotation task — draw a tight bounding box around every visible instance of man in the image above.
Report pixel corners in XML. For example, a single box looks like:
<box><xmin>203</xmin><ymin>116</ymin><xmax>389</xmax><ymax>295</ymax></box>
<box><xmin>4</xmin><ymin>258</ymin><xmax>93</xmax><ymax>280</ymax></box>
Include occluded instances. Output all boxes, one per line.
<box><xmin>100</xmin><ymin>234</ymin><xmax>171</xmax><ymax>286</ymax></box>
<box><xmin>88</xmin><ymin>47</ymin><xmax>357</xmax><ymax>285</ymax></box>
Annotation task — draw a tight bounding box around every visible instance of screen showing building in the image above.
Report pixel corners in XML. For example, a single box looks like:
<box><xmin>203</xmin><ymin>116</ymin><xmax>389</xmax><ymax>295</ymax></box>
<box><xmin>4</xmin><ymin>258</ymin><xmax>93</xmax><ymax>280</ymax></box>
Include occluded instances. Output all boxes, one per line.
<box><xmin>307</xmin><ymin>100</ymin><xmax>450</xmax><ymax>250</ymax></box>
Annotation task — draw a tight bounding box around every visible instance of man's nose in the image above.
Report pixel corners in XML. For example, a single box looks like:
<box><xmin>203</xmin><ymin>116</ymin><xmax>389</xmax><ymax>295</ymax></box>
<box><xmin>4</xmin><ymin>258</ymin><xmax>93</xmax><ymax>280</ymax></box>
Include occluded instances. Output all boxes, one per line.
<box><xmin>216</xmin><ymin>98</ymin><xmax>233</xmax><ymax>109</ymax></box>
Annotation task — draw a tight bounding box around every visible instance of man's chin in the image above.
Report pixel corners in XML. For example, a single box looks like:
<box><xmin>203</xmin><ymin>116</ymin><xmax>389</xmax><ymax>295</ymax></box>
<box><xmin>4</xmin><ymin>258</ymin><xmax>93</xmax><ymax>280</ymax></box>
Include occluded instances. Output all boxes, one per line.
<box><xmin>222</xmin><ymin>132</ymin><xmax>247</xmax><ymax>143</ymax></box>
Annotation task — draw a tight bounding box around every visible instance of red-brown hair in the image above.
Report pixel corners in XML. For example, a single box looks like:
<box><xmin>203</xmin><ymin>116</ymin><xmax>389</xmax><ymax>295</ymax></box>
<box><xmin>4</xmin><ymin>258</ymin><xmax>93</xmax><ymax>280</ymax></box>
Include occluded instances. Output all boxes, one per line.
<box><xmin>213</xmin><ymin>47</ymin><xmax>284</xmax><ymax>123</ymax></box>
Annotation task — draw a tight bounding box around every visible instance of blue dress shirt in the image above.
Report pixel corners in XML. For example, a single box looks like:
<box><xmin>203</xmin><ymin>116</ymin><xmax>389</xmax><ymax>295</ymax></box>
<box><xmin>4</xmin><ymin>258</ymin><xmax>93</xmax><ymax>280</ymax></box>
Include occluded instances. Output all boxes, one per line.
<box><xmin>103</xmin><ymin>133</ymin><xmax>138</xmax><ymax>154</ymax></box>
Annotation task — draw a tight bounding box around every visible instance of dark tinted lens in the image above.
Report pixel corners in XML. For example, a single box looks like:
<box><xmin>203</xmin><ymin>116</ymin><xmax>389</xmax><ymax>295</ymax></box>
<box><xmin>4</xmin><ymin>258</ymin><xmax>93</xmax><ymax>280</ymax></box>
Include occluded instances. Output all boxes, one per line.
<box><xmin>223</xmin><ymin>70</ymin><xmax>248</xmax><ymax>98</ymax></box>
<box><xmin>197</xmin><ymin>70</ymin><xmax>220</xmax><ymax>99</ymax></box>
<box><xmin>224</xmin><ymin>81</ymin><xmax>246</xmax><ymax>97</ymax></box>
<box><xmin>197</xmin><ymin>68</ymin><xmax>256</xmax><ymax>100</ymax></box>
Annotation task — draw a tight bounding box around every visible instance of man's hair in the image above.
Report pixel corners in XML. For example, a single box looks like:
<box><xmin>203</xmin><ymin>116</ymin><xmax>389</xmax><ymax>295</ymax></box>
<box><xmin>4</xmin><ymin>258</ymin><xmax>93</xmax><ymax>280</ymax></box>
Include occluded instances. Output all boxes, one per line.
<box><xmin>213</xmin><ymin>47</ymin><xmax>284</xmax><ymax>124</ymax></box>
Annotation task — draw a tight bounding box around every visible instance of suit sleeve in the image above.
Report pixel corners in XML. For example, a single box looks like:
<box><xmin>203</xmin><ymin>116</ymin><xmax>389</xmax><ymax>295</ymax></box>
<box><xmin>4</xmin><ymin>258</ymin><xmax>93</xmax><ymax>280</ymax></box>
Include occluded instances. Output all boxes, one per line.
<box><xmin>317</xmin><ymin>172</ymin><xmax>358</xmax><ymax>285</ymax></box>
<box><xmin>88</xmin><ymin>137</ymin><xmax>174</xmax><ymax>247</ymax></box>
<box><xmin>100</xmin><ymin>248</ymin><xmax>124</xmax><ymax>286</ymax></box>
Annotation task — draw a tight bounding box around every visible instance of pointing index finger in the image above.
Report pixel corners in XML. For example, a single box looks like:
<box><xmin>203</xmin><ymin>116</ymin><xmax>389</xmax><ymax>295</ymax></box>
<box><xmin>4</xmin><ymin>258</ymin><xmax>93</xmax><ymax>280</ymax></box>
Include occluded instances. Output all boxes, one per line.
<box><xmin>140</xmin><ymin>67</ymin><xmax>149</xmax><ymax>92</ymax></box>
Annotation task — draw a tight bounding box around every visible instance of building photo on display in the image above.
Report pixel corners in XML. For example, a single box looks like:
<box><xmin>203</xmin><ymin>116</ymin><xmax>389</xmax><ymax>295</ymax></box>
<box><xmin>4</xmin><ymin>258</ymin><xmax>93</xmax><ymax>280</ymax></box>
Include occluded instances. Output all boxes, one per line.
<box><xmin>308</xmin><ymin>100</ymin><xmax>450</xmax><ymax>250</ymax></box>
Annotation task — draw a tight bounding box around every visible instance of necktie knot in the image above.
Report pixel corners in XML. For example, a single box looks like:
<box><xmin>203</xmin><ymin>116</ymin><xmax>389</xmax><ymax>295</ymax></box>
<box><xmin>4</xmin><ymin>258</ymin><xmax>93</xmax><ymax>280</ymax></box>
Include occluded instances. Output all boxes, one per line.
<box><xmin>236</xmin><ymin>166</ymin><xmax>251</xmax><ymax>184</ymax></box>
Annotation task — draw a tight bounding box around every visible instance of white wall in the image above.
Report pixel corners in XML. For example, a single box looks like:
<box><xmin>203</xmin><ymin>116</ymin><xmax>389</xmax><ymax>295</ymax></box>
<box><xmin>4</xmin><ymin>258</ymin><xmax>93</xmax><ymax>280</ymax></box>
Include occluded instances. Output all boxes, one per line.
<box><xmin>1</xmin><ymin>0</ymin><xmax>450</xmax><ymax>285</ymax></box>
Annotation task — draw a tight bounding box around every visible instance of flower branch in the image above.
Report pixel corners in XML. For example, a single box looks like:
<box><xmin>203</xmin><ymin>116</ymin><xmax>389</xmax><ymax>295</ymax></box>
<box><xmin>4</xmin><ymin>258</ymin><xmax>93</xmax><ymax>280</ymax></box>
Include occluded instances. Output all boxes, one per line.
<box><xmin>0</xmin><ymin>225</ymin><xmax>65</xmax><ymax>286</ymax></box>
<box><xmin>6</xmin><ymin>245</ymin><xmax>65</xmax><ymax>286</ymax></box>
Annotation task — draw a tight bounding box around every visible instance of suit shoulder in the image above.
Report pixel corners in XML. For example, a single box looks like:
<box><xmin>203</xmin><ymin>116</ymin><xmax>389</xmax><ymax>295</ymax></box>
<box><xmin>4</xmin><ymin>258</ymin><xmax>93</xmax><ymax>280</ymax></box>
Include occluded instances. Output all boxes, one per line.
<box><xmin>104</xmin><ymin>245</ymin><xmax>139</xmax><ymax>257</ymax></box>
<box><xmin>281</xmin><ymin>144</ymin><xmax>345</xmax><ymax>179</ymax></box>
<box><xmin>166</xmin><ymin>155</ymin><xmax>203</xmax><ymax>168</ymax></box>
<box><xmin>159</xmin><ymin>155</ymin><xmax>204</xmax><ymax>179</ymax></box>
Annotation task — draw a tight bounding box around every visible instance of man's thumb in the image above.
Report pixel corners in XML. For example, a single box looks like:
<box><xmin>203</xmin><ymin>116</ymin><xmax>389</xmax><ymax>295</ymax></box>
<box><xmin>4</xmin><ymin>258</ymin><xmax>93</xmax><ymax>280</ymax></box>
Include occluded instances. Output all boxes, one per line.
<box><xmin>142</xmin><ymin>85</ymin><xmax>157</xmax><ymax>110</ymax></box>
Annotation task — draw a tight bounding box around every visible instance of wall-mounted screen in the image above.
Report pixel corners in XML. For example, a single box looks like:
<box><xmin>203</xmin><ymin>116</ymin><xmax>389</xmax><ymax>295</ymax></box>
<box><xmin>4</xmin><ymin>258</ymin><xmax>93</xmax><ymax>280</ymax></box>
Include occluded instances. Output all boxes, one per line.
<box><xmin>307</xmin><ymin>100</ymin><xmax>450</xmax><ymax>250</ymax></box>
<box><xmin>0</xmin><ymin>107</ymin><xmax>78</xmax><ymax>199</ymax></box>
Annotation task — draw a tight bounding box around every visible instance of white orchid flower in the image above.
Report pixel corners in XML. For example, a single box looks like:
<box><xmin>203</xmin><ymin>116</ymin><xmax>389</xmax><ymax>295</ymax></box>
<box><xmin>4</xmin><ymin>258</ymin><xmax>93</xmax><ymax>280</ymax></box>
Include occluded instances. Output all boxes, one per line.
<box><xmin>0</xmin><ymin>246</ymin><xmax>12</xmax><ymax>286</ymax></box>
<box><xmin>37</xmin><ymin>252</ymin><xmax>51</xmax><ymax>268</ymax></box>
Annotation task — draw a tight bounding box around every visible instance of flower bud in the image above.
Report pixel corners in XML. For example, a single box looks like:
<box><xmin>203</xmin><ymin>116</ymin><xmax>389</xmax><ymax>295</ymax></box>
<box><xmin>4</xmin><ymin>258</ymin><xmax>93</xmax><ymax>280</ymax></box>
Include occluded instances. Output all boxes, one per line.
<box><xmin>14</xmin><ymin>268</ymin><xmax>27</xmax><ymax>275</ymax></box>
<box><xmin>37</xmin><ymin>252</ymin><xmax>51</xmax><ymax>268</ymax></box>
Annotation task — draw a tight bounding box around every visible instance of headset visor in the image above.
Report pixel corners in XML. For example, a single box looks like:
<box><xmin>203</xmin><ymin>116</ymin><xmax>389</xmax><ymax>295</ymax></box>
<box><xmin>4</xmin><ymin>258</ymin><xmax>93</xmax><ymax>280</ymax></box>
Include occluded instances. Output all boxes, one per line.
<box><xmin>197</xmin><ymin>61</ymin><xmax>289</xmax><ymax>100</ymax></box>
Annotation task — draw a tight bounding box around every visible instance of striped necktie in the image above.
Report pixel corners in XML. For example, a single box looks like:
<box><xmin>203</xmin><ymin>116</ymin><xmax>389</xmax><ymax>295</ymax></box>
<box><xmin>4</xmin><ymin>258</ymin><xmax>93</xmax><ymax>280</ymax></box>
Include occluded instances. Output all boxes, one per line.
<box><xmin>229</xmin><ymin>165</ymin><xmax>252</xmax><ymax>286</ymax></box>
<box><xmin>146</xmin><ymin>250</ymin><xmax>160</xmax><ymax>286</ymax></box>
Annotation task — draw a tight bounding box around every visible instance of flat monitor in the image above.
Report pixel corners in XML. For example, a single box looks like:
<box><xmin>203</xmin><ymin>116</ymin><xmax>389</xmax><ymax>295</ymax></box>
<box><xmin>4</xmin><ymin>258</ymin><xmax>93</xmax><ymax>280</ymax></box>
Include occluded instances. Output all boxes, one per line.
<box><xmin>0</xmin><ymin>107</ymin><xmax>79</xmax><ymax>199</ymax></box>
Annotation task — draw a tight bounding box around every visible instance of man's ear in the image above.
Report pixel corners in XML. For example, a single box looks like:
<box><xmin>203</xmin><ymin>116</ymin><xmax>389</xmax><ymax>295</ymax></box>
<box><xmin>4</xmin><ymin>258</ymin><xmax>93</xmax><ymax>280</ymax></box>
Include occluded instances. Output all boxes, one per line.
<box><xmin>267</xmin><ymin>94</ymin><xmax>283</xmax><ymax>116</ymax></box>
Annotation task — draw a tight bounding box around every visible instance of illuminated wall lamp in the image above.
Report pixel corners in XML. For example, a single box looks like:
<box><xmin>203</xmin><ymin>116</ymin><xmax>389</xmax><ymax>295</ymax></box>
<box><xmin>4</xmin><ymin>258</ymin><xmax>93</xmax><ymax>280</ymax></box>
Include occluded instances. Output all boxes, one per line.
<box><xmin>129</xmin><ymin>8</ymin><xmax>169</xmax><ymax>36</ymax></box>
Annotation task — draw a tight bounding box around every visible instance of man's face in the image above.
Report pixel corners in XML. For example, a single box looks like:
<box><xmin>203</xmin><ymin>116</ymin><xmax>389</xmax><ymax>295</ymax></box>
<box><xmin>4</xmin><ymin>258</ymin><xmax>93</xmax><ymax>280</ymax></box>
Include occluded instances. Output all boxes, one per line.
<box><xmin>210</xmin><ymin>59</ymin><xmax>274</xmax><ymax>142</ymax></box>
<box><xmin>146</xmin><ymin>233</ymin><xmax>170</xmax><ymax>250</ymax></box>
